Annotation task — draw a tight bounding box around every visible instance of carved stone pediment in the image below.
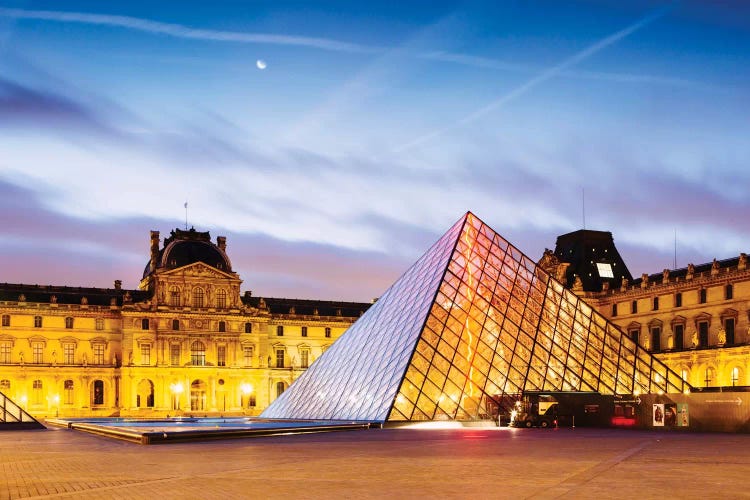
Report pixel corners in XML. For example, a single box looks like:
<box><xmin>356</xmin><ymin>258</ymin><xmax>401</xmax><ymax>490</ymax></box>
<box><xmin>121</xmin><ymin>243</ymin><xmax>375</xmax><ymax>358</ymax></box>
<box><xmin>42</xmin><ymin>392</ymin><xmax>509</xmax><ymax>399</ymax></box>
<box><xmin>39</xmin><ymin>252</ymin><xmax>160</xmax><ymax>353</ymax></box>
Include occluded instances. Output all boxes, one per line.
<box><xmin>162</xmin><ymin>262</ymin><xmax>237</xmax><ymax>281</ymax></box>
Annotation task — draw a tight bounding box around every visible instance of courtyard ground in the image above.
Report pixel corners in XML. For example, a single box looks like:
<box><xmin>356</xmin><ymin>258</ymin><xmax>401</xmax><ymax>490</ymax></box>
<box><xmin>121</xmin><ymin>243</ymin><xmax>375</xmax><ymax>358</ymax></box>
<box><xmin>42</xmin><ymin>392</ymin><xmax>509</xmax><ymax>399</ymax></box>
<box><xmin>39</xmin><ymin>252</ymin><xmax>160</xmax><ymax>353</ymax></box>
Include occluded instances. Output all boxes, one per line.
<box><xmin>1</xmin><ymin>424</ymin><xmax>748</xmax><ymax>499</ymax></box>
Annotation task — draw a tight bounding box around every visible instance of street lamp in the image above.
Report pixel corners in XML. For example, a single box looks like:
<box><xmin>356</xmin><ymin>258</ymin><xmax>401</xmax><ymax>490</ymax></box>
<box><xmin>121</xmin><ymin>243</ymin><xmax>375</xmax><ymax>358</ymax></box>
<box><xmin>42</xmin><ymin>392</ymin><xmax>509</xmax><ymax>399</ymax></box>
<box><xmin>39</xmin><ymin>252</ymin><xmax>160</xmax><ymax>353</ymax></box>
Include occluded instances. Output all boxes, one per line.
<box><xmin>170</xmin><ymin>382</ymin><xmax>184</xmax><ymax>411</ymax></box>
<box><xmin>52</xmin><ymin>394</ymin><xmax>60</xmax><ymax>418</ymax></box>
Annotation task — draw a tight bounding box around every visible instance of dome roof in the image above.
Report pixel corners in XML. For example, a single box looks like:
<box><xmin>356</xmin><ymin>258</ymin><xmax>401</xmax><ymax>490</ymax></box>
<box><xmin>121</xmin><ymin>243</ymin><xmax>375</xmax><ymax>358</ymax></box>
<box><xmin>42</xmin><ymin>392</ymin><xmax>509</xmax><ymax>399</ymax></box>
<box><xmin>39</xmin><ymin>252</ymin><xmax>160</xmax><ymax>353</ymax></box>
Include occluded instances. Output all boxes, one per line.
<box><xmin>142</xmin><ymin>228</ymin><xmax>232</xmax><ymax>278</ymax></box>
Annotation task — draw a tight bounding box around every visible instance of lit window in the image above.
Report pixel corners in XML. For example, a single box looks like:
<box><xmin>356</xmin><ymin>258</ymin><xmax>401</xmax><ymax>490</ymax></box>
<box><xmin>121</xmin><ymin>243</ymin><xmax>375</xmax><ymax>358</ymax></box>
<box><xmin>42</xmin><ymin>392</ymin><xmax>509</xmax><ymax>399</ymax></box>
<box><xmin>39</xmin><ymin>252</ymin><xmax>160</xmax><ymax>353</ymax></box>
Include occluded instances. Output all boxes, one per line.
<box><xmin>63</xmin><ymin>343</ymin><xmax>75</xmax><ymax>364</ymax></box>
<box><xmin>32</xmin><ymin>379</ymin><xmax>43</xmax><ymax>405</ymax></box>
<box><xmin>193</xmin><ymin>287</ymin><xmax>204</xmax><ymax>308</ymax></box>
<box><xmin>276</xmin><ymin>349</ymin><xmax>285</xmax><ymax>368</ymax></box>
<box><xmin>301</xmin><ymin>350</ymin><xmax>309</xmax><ymax>368</ymax></box>
<box><xmin>34</xmin><ymin>316</ymin><xmax>42</xmax><ymax>328</ymax></box>
<box><xmin>170</xmin><ymin>286</ymin><xmax>181</xmax><ymax>306</ymax></box>
<box><xmin>170</xmin><ymin>344</ymin><xmax>181</xmax><ymax>366</ymax></box>
<box><xmin>141</xmin><ymin>344</ymin><xmax>151</xmax><ymax>365</ymax></box>
<box><xmin>93</xmin><ymin>344</ymin><xmax>105</xmax><ymax>365</ymax></box>
<box><xmin>216</xmin><ymin>289</ymin><xmax>227</xmax><ymax>308</ymax></box>
<box><xmin>191</xmin><ymin>341</ymin><xmax>206</xmax><ymax>366</ymax></box>
<box><xmin>732</xmin><ymin>367</ymin><xmax>740</xmax><ymax>387</ymax></box>
<box><xmin>596</xmin><ymin>262</ymin><xmax>614</xmax><ymax>278</ymax></box>
<box><xmin>65</xmin><ymin>317</ymin><xmax>74</xmax><ymax>329</ymax></box>
<box><xmin>64</xmin><ymin>380</ymin><xmax>74</xmax><ymax>405</ymax></box>
<box><xmin>0</xmin><ymin>343</ymin><xmax>11</xmax><ymax>364</ymax></box>
<box><xmin>217</xmin><ymin>345</ymin><xmax>226</xmax><ymax>367</ymax></box>
<box><xmin>32</xmin><ymin>342</ymin><xmax>44</xmax><ymax>364</ymax></box>
<box><xmin>95</xmin><ymin>318</ymin><xmax>104</xmax><ymax>330</ymax></box>
<box><xmin>243</xmin><ymin>346</ymin><xmax>253</xmax><ymax>367</ymax></box>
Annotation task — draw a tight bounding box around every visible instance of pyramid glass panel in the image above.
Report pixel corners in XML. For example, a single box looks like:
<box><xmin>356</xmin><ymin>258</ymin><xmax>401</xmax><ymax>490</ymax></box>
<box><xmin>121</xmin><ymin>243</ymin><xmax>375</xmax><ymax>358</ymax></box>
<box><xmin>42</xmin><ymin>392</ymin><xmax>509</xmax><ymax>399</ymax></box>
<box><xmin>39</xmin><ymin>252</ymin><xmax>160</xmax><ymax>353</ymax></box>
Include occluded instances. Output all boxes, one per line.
<box><xmin>262</xmin><ymin>212</ymin><xmax>691</xmax><ymax>422</ymax></box>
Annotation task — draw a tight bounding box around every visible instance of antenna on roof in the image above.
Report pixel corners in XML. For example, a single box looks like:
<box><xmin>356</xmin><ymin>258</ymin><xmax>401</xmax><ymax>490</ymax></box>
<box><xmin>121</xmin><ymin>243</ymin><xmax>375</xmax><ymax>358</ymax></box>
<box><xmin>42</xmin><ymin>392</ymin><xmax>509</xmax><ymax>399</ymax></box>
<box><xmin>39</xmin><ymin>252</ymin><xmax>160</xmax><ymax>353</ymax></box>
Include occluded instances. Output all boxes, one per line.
<box><xmin>581</xmin><ymin>187</ymin><xmax>586</xmax><ymax>229</ymax></box>
<box><xmin>184</xmin><ymin>201</ymin><xmax>188</xmax><ymax>230</ymax></box>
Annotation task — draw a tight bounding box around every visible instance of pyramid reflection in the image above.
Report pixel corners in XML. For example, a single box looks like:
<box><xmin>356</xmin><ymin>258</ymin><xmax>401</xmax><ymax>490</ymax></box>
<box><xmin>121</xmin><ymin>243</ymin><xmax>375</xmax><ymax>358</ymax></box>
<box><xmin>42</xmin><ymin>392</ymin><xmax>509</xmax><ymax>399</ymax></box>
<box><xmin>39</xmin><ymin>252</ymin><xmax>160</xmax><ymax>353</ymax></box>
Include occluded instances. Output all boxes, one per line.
<box><xmin>262</xmin><ymin>212</ymin><xmax>690</xmax><ymax>422</ymax></box>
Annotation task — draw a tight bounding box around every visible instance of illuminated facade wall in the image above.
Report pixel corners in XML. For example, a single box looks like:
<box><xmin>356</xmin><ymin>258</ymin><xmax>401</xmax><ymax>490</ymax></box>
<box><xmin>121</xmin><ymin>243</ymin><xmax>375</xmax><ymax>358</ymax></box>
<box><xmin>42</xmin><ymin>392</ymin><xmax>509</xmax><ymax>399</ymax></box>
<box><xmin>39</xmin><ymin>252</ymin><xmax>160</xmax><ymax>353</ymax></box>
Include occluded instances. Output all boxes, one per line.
<box><xmin>264</xmin><ymin>212</ymin><xmax>689</xmax><ymax>423</ymax></box>
<box><xmin>0</xmin><ymin>229</ymin><xmax>367</xmax><ymax>418</ymax></box>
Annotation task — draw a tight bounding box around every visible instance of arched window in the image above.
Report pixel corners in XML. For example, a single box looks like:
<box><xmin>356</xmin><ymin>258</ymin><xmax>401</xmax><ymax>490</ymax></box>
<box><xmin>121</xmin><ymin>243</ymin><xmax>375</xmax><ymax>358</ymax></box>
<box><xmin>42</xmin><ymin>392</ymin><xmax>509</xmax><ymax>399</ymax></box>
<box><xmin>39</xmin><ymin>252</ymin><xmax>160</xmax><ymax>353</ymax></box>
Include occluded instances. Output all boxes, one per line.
<box><xmin>172</xmin><ymin>319</ymin><xmax>180</xmax><ymax>330</ymax></box>
<box><xmin>64</xmin><ymin>380</ymin><xmax>74</xmax><ymax>405</ymax></box>
<box><xmin>216</xmin><ymin>289</ymin><xmax>227</xmax><ymax>308</ymax></box>
<box><xmin>191</xmin><ymin>341</ymin><xmax>206</xmax><ymax>366</ymax></box>
<box><xmin>731</xmin><ymin>367</ymin><xmax>741</xmax><ymax>387</ymax></box>
<box><xmin>193</xmin><ymin>287</ymin><xmax>204</xmax><ymax>308</ymax></box>
<box><xmin>141</xmin><ymin>318</ymin><xmax>150</xmax><ymax>330</ymax></box>
<box><xmin>218</xmin><ymin>321</ymin><xmax>226</xmax><ymax>332</ymax></box>
<box><xmin>276</xmin><ymin>381</ymin><xmax>286</xmax><ymax>398</ymax></box>
<box><xmin>92</xmin><ymin>380</ymin><xmax>104</xmax><ymax>405</ymax></box>
<box><xmin>244</xmin><ymin>322</ymin><xmax>252</xmax><ymax>334</ymax></box>
<box><xmin>170</xmin><ymin>286</ymin><xmax>181</xmax><ymax>307</ymax></box>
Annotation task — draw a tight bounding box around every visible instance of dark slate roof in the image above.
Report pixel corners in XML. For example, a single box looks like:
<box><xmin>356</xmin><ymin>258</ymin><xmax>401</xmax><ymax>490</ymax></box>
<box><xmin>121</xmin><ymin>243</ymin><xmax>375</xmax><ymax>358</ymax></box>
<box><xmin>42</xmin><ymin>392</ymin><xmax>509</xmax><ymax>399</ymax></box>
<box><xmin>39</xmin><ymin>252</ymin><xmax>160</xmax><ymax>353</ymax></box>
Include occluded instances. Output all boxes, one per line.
<box><xmin>553</xmin><ymin>229</ymin><xmax>633</xmax><ymax>292</ymax></box>
<box><xmin>143</xmin><ymin>228</ymin><xmax>232</xmax><ymax>279</ymax></box>
<box><xmin>0</xmin><ymin>283</ymin><xmax>150</xmax><ymax>306</ymax></box>
<box><xmin>632</xmin><ymin>254</ymin><xmax>746</xmax><ymax>287</ymax></box>
<box><xmin>242</xmin><ymin>296</ymin><xmax>371</xmax><ymax>319</ymax></box>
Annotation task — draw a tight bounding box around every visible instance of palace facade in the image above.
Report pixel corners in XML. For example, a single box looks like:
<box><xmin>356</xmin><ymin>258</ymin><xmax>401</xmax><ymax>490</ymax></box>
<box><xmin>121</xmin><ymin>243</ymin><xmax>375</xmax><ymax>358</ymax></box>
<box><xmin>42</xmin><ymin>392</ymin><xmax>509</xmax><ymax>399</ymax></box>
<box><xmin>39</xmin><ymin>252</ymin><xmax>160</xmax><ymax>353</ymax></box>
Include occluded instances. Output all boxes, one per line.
<box><xmin>0</xmin><ymin>228</ymin><xmax>370</xmax><ymax>418</ymax></box>
<box><xmin>541</xmin><ymin>229</ymin><xmax>750</xmax><ymax>392</ymax></box>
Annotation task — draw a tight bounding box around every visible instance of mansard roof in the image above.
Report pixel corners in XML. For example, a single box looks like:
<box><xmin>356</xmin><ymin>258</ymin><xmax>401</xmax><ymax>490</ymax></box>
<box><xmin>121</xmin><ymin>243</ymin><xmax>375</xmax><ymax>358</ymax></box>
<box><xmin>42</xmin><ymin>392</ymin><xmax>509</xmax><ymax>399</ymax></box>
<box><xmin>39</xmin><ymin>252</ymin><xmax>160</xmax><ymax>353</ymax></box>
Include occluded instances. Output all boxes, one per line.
<box><xmin>242</xmin><ymin>295</ymin><xmax>371</xmax><ymax>319</ymax></box>
<box><xmin>0</xmin><ymin>283</ymin><xmax>150</xmax><ymax>306</ymax></box>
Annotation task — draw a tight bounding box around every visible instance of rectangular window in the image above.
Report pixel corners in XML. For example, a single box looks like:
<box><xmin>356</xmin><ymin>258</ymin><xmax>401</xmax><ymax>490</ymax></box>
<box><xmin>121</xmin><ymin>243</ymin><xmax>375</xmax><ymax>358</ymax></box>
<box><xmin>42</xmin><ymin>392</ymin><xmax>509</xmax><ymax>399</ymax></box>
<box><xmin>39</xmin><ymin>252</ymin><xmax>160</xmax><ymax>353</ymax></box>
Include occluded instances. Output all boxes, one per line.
<box><xmin>243</xmin><ymin>347</ymin><xmax>253</xmax><ymax>367</ymax></box>
<box><xmin>698</xmin><ymin>321</ymin><xmax>709</xmax><ymax>347</ymax></box>
<box><xmin>675</xmin><ymin>293</ymin><xmax>682</xmax><ymax>308</ymax></box>
<box><xmin>32</xmin><ymin>342</ymin><xmax>43</xmax><ymax>364</ymax></box>
<box><xmin>244</xmin><ymin>322</ymin><xmax>252</xmax><ymax>334</ymax></box>
<box><xmin>325</xmin><ymin>327</ymin><xmax>331</xmax><ymax>338</ymax></box>
<box><xmin>674</xmin><ymin>324</ymin><xmax>684</xmax><ymax>350</ymax></box>
<box><xmin>699</xmin><ymin>289</ymin><xmax>707</xmax><ymax>304</ymax></box>
<box><xmin>277</xmin><ymin>325</ymin><xmax>284</xmax><ymax>336</ymax></box>
<box><xmin>651</xmin><ymin>327</ymin><xmax>661</xmax><ymax>352</ymax></box>
<box><xmin>64</xmin><ymin>380</ymin><xmax>74</xmax><ymax>405</ymax></box>
<box><xmin>248</xmin><ymin>394</ymin><xmax>256</xmax><ymax>407</ymax></box>
<box><xmin>34</xmin><ymin>316</ymin><xmax>42</xmax><ymax>328</ymax></box>
<box><xmin>725</xmin><ymin>318</ymin><xmax>735</xmax><ymax>346</ymax></box>
<box><xmin>276</xmin><ymin>349</ymin><xmax>285</xmax><ymax>368</ymax></box>
<box><xmin>217</xmin><ymin>345</ymin><xmax>226</xmax><ymax>367</ymax></box>
<box><xmin>653</xmin><ymin>297</ymin><xmax>659</xmax><ymax>311</ymax></box>
<box><xmin>170</xmin><ymin>345</ymin><xmax>180</xmax><ymax>366</ymax></box>
<box><xmin>631</xmin><ymin>301</ymin><xmax>637</xmax><ymax>314</ymax></box>
<box><xmin>629</xmin><ymin>329</ymin><xmax>640</xmax><ymax>347</ymax></box>
<box><xmin>0</xmin><ymin>343</ymin><xmax>10</xmax><ymax>363</ymax></box>
<box><xmin>1</xmin><ymin>315</ymin><xmax>9</xmax><ymax>327</ymax></box>
<box><xmin>611</xmin><ymin>304</ymin><xmax>617</xmax><ymax>317</ymax></box>
<box><xmin>140</xmin><ymin>344</ymin><xmax>151</xmax><ymax>365</ymax></box>
<box><xmin>93</xmin><ymin>344</ymin><xmax>105</xmax><ymax>365</ymax></box>
<box><xmin>65</xmin><ymin>317</ymin><xmax>74</xmax><ymax>329</ymax></box>
<box><xmin>63</xmin><ymin>344</ymin><xmax>75</xmax><ymax>364</ymax></box>
<box><xmin>726</xmin><ymin>284</ymin><xmax>734</xmax><ymax>300</ymax></box>
<box><xmin>596</xmin><ymin>262</ymin><xmax>614</xmax><ymax>278</ymax></box>
<box><xmin>301</xmin><ymin>326</ymin><xmax>308</xmax><ymax>337</ymax></box>
<box><xmin>95</xmin><ymin>318</ymin><xmax>104</xmax><ymax>330</ymax></box>
<box><xmin>301</xmin><ymin>350</ymin><xmax>309</xmax><ymax>368</ymax></box>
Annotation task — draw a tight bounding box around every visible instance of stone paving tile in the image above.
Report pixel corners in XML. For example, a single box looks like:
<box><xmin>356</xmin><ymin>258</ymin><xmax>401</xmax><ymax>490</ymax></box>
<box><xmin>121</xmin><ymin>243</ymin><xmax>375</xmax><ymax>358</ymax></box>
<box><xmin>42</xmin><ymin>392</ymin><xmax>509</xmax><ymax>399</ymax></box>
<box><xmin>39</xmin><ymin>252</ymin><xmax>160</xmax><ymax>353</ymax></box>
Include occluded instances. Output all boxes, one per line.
<box><xmin>2</xmin><ymin>426</ymin><xmax>750</xmax><ymax>499</ymax></box>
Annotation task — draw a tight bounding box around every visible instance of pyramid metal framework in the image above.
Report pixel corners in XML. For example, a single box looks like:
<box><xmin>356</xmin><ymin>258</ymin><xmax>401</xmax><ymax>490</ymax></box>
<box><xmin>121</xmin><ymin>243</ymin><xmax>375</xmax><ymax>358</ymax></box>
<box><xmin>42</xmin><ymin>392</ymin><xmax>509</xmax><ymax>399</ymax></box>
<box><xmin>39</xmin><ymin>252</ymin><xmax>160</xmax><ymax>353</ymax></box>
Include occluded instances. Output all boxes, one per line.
<box><xmin>0</xmin><ymin>391</ymin><xmax>44</xmax><ymax>428</ymax></box>
<box><xmin>262</xmin><ymin>212</ymin><xmax>690</xmax><ymax>422</ymax></box>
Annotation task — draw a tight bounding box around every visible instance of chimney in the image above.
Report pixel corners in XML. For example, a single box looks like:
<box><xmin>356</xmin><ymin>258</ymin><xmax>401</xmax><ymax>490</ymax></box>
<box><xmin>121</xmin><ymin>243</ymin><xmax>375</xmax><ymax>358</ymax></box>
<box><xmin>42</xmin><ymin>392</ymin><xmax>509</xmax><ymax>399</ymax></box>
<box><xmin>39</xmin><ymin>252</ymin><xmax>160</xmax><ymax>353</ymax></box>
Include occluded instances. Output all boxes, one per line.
<box><xmin>149</xmin><ymin>231</ymin><xmax>160</xmax><ymax>273</ymax></box>
<box><xmin>114</xmin><ymin>280</ymin><xmax>122</xmax><ymax>290</ymax></box>
<box><xmin>217</xmin><ymin>236</ymin><xmax>226</xmax><ymax>252</ymax></box>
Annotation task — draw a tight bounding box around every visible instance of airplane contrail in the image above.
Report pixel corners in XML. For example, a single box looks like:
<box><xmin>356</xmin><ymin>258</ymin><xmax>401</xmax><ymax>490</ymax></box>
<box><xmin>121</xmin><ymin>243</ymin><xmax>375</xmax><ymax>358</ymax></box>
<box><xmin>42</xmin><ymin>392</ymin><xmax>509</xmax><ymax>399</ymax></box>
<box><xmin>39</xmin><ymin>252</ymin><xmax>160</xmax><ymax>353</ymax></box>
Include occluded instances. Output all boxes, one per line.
<box><xmin>394</xmin><ymin>4</ymin><xmax>677</xmax><ymax>153</ymax></box>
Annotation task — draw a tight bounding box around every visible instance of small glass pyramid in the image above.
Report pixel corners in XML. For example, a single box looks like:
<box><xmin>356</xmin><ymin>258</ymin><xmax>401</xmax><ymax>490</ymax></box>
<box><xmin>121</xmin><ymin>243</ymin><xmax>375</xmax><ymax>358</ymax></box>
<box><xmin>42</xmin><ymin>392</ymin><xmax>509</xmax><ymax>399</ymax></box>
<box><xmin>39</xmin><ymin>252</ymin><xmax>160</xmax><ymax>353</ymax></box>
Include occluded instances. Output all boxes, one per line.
<box><xmin>262</xmin><ymin>212</ymin><xmax>690</xmax><ymax>422</ymax></box>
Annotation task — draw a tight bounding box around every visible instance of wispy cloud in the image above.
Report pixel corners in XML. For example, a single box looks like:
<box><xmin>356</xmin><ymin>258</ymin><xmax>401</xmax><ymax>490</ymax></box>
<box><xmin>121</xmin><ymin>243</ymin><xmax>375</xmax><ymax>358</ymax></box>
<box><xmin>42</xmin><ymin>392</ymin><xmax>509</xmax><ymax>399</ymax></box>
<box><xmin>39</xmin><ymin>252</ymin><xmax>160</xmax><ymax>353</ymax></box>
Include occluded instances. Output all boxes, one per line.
<box><xmin>395</xmin><ymin>4</ymin><xmax>677</xmax><ymax>152</ymax></box>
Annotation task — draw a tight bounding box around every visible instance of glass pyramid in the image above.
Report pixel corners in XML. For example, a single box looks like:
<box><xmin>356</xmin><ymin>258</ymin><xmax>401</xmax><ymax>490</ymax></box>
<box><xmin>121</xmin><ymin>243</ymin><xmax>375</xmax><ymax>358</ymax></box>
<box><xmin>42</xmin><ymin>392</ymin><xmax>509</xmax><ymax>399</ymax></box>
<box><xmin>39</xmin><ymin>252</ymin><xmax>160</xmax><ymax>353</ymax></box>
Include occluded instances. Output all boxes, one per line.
<box><xmin>262</xmin><ymin>212</ymin><xmax>690</xmax><ymax>422</ymax></box>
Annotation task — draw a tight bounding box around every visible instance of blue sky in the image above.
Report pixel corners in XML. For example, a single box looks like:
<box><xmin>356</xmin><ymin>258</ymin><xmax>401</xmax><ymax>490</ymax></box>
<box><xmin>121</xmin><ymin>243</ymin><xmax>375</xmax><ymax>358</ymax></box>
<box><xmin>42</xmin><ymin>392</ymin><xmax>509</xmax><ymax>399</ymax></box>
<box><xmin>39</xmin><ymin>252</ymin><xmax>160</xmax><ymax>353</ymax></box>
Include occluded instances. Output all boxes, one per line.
<box><xmin>1</xmin><ymin>1</ymin><xmax>749</xmax><ymax>301</ymax></box>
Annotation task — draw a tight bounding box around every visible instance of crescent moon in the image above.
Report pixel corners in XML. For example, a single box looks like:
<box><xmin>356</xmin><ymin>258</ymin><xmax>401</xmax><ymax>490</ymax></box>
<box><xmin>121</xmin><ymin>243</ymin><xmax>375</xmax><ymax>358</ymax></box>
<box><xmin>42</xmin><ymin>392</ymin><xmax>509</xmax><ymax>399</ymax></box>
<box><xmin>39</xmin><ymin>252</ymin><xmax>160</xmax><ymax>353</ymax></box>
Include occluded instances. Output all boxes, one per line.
<box><xmin>256</xmin><ymin>59</ymin><xmax>267</xmax><ymax>70</ymax></box>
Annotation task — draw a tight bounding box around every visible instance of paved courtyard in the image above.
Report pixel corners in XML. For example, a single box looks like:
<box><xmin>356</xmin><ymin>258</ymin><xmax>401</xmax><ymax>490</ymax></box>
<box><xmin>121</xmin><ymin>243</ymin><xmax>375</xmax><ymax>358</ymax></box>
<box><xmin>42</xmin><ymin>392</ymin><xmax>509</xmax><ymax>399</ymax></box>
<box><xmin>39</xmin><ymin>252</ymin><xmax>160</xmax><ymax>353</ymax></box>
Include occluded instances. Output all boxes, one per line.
<box><xmin>2</xmin><ymin>424</ymin><xmax>749</xmax><ymax>499</ymax></box>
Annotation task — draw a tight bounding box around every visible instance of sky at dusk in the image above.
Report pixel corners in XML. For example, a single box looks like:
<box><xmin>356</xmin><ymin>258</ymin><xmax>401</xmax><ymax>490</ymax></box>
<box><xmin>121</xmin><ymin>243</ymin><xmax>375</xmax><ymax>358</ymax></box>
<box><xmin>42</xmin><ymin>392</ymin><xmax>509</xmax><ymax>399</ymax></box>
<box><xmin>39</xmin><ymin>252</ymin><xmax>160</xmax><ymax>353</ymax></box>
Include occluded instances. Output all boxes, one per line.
<box><xmin>1</xmin><ymin>1</ymin><xmax>749</xmax><ymax>301</ymax></box>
